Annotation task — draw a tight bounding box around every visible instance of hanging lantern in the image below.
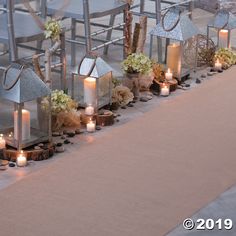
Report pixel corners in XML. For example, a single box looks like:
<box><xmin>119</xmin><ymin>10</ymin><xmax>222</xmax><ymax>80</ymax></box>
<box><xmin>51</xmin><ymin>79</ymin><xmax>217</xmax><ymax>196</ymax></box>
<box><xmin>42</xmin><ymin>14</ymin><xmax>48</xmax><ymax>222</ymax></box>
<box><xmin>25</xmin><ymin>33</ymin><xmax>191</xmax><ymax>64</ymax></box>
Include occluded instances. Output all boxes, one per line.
<box><xmin>207</xmin><ymin>9</ymin><xmax>236</xmax><ymax>49</ymax></box>
<box><xmin>0</xmin><ymin>62</ymin><xmax>51</xmax><ymax>150</ymax></box>
<box><xmin>71</xmin><ymin>54</ymin><xmax>113</xmax><ymax>111</ymax></box>
<box><xmin>149</xmin><ymin>7</ymin><xmax>199</xmax><ymax>81</ymax></box>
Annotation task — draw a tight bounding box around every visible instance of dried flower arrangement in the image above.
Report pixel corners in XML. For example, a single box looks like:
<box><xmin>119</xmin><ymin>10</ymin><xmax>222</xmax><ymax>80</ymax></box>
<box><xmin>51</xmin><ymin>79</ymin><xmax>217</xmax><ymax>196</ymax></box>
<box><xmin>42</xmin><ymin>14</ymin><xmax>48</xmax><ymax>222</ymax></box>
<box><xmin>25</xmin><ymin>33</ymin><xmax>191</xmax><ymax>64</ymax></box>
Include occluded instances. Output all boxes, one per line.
<box><xmin>41</xmin><ymin>90</ymin><xmax>80</xmax><ymax>131</ymax></box>
<box><xmin>112</xmin><ymin>85</ymin><xmax>134</xmax><ymax>107</ymax></box>
<box><xmin>152</xmin><ymin>62</ymin><xmax>165</xmax><ymax>82</ymax></box>
<box><xmin>214</xmin><ymin>48</ymin><xmax>236</xmax><ymax>69</ymax></box>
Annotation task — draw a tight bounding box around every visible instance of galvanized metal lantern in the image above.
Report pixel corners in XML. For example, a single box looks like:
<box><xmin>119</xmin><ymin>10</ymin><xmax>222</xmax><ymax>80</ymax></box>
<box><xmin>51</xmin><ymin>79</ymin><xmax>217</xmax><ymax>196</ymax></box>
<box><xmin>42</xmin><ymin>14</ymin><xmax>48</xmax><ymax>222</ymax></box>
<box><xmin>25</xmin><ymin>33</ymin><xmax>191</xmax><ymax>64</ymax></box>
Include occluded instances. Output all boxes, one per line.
<box><xmin>0</xmin><ymin>63</ymin><xmax>51</xmax><ymax>150</ymax></box>
<box><xmin>149</xmin><ymin>7</ymin><xmax>199</xmax><ymax>81</ymax></box>
<box><xmin>71</xmin><ymin>55</ymin><xmax>113</xmax><ymax>110</ymax></box>
<box><xmin>207</xmin><ymin>9</ymin><xmax>236</xmax><ymax>49</ymax></box>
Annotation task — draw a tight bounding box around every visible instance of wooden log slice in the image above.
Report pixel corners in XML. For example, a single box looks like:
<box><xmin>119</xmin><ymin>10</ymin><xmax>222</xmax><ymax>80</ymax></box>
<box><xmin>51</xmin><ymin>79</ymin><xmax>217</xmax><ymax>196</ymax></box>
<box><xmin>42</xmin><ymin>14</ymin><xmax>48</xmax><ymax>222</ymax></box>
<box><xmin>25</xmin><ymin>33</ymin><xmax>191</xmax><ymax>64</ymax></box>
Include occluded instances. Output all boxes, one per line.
<box><xmin>96</xmin><ymin>111</ymin><xmax>114</xmax><ymax>126</ymax></box>
<box><xmin>3</xmin><ymin>142</ymin><xmax>55</xmax><ymax>162</ymax></box>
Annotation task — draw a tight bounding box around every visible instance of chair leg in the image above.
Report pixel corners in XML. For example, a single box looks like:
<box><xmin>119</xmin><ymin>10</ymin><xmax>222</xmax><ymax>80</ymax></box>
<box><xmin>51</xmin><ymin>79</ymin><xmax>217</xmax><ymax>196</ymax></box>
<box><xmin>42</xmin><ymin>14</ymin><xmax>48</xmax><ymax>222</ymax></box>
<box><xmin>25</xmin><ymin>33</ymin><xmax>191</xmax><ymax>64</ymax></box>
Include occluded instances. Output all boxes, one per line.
<box><xmin>103</xmin><ymin>14</ymin><xmax>116</xmax><ymax>55</ymax></box>
<box><xmin>71</xmin><ymin>18</ymin><xmax>77</xmax><ymax>66</ymax></box>
<box><xmin>83</xmin><ymin>0</ymin><xmax>92</xmax><ymax>53</ymax></box>
<box><xmin>140</xmin><ymin>0</ymin><xmax>145</xmax><ymax>14</ymax></box>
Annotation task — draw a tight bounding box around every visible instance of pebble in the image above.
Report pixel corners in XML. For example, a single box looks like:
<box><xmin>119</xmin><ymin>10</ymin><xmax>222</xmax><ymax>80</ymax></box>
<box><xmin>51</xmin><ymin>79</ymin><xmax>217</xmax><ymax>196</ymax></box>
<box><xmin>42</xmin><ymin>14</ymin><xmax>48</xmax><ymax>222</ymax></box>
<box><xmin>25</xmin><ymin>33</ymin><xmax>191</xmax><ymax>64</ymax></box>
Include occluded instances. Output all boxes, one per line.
<box><xmin>75</xmin><ymin>129</ymin><xmax>81</xmax><ymax>135</ymax></box>
<box><xmin>131</xmin><ymin>100</ymin><xmax>136</xmax><ymax>103</ymax></box>
<box><xmin>146</xmin><ymin>95</ymin><xmax>153</xmax><ymax>100</ymax></box>
<box><xmin>67</xmin><ymin>132</ymin><xmax>75</xmax><ymax>138</ymax></box>
<box><xmin>201</xmin><ymin>74</ymin><xmax>207</xmax><ymax>78</ymax></box>
<box><xmin>184</xmin><ymin>84</ymin><xmax>191</xmax><ymax>88</ymax></box>
<box><xmin>9</xmin><ymin>162</ymin><xmax>16</xmax><ymax>168</ymax></box>
<box><xmin>34</xmin><ymin>146</ymin><xmax>41</xmax><ymax>150</ymax></box>
<box><xmin>61</xmin><ymin>136</ymin><xmax>66</xmax><ymax>140</ymax></box>
<box><xmin>140</xmin><ymin>97</ymin><xmax>149</xmax><ymax>102</ymax></box>
<box><xmin>117</xmin><ymin>114</ymin><xmax>121</xmax><ymax>117</ymax></box>
<box><xmin>152</xmin><ymin>91</ymin><xmax>159</xmax><ymax>96</ymax></box>
<box><xmin>52</xmin><ymin>132</ymin><xmax>60</xmax><ymax>137</ymax></box>
<box><xmin>63</xmin><ymin>130</ymin><xmax>68</xmax><ymax>135</ymax></box>
<box><xmin>196</xmin><ymin>78</ymin><xmax>201</xmax><ymax>84</ymax></box>
<box><xmin>96</xmin><ymin>126</ymin><xmax>102</xmax><ymax>131</ymax></box>
<box><xmin>121</xmin><ymin>106</ymin><xmax>127</xmax><ymax>109</ymax></box>
<box><xmin>218</xmin><ymin>69</ymin><xmax>223</xmax><ymax>73</ymax></box>
<box><xmin>55</xmin><ymin>145</ymin><xmax>65</xmax><ymax>153</ymax></box>
<box><xmin>127</xmin><ymin>103</ymin><xmax>134</xmax><ymax>107</ymax></box>
<box><xmin>207</xmin><ymin>72</ymin><xmax>216</xmax><ymax>76</ymax></box>
<box><xmin>56</xmin><ymin>142</ymin><xmax>63</xmax><ymax>147</ymax></box>
<box><xmin>113</xmin><ymin>113</ymin><xmax>118</xmax><ymax>118</ymax></box>
<box><xmin>116</xmin><ymin>119</ymin><xmax>120</xmax><ymax>122</ymax></box>
<box><xmin>38</xmin><ymin>143</ymin><xmax>44</xmax><ymax>147</ymax></box>
<box><xmin>64</xmin><ymin>139</ymin><xmax>71</xmax><ymax>144</ymax></box>
<box><xmin>210</xmin><ymin>68</ymin><xmax>216</xmax><ymax>72</ymax></box>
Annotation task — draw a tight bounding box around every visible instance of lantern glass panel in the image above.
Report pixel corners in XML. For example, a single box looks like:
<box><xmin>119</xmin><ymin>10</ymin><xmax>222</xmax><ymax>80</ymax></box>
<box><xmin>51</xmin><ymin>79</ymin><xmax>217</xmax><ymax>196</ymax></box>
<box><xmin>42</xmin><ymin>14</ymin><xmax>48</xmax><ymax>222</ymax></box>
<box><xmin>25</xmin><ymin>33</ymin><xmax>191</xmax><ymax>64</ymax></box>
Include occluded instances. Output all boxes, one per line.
<box><xmin>0</xmin><ymin>98</ymin><xmax>50</xmax><ymax>149</ymax></box>
<box><xmin>73</xmin><ymin>72</ymin><xmax>112</xmax><ymax>109</ymax></box>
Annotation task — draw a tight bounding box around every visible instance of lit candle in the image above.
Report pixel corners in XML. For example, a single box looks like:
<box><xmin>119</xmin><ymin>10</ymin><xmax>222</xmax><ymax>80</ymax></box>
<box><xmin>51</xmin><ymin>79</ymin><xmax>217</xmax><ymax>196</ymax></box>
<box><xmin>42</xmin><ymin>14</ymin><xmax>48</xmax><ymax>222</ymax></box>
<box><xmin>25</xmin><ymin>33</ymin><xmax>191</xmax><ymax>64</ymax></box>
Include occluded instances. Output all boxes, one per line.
<box><xmin>86</xmin><ymin>119</ymin><xmax>96</xmax><ymax>133</ymax></box>
<box><xmin>16</xmin><ymin>150</ymin><xmax>27</xmax><ymax>167</ymax></box>
<box><xmin>160</xmin><ymin>83</ymin><xmax>170</xmax><ymax>97</ymax></box>
<box><xmin>0</xmin><ymin>134</ymin><xmax>6</xmax><ymax>149</ymax></box>
<box><xmin>167</xmin><ymin>43</ymin><xmax>181</xmax><ymax>76</ymax></box>
<box><xmin>14</xmin><ymin>109</ymin><xmax>30</xmax><ymax>141</ymax></box>
<box><xmin>219</xmin><ymin>29</ymin><xmax>229</xmax><ymax>48</ymax></box>
<box><xmin>85</xmin><ymin>104</ymin><xmax>94</xmax><ymax>116</ymax></box>
<box><xmin>84</xmin><ymin>77</ymin><xmax>96</xmax><ymax>106</ymax></box>
<box><xmin>215</xmin><ymin>59</ymin><xmax>222</xmax><ymax>70</ymax></box>
<box><xmin>165</xmin><ymin>68</ymin><xmax>173</xmax><ymax>81</ymax></box>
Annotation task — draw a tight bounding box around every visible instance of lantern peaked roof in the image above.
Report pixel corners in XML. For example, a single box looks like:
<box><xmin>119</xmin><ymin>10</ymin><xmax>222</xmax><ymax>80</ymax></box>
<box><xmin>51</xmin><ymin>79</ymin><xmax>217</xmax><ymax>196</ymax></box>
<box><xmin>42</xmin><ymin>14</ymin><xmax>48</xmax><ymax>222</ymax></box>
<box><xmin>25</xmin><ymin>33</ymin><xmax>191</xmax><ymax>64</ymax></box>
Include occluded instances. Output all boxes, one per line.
<box><xmin>208</xmin><ymin>9</ymin><xmax>236</xmax><ymax>30</ymax></box>
<box><xmin>149</xmin><ymin>8</ymin><xmax>199</xmax><ymax>41</ymax></box>
<box><xmin>0</xmin><ymin>65</ymin><xmax>50</xmax><ymax>103</ymax></box>
<box><xmin>79</xmin><ymin>56</ymin><xmax>113</xmax><ymax>78</ymax></box>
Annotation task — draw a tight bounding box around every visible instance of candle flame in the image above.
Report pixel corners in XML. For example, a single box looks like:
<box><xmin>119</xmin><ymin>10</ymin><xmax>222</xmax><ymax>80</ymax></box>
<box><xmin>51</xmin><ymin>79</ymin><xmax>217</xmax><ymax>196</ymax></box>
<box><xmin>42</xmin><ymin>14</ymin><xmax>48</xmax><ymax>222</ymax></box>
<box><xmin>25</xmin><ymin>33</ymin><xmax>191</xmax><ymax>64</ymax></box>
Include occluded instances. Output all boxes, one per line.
<box><xmin>167</xmin><ymin>68</ymin><xmax>171</xmax><ymax>73</ymax></box>
<box><xmin>85</xmin><ymin>77</ymin><xmax>96</xmax><ymax>83</ymax></box>
<box><xmin>220</xmin><ymin>29</ymin><xmax>228</xmax><ymax>33</ymax></box>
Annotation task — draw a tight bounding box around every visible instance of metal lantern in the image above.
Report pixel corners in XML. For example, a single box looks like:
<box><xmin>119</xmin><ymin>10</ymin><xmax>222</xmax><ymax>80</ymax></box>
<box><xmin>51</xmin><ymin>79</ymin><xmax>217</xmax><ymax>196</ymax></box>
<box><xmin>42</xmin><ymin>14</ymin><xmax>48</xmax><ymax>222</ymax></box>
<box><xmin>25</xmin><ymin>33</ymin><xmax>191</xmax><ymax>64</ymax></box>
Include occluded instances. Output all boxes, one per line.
<box><xmin>149</xmin><ymin>7</ymin><xmax>199</xmax><ymax>81</ymax></box>
<box><xmin>207</xmin><ymin>9</ymin><xmax>236</xmax><ymax>49</ymax></box>
<box><xmin>71</xmin><ymin>55</ymin><xmax>113</xmax><ymax>110</ymax></box>
<box><xmin>0</xmin><ymin>63</ymin><xmax>51</xmax><ymax>150</ymax></box>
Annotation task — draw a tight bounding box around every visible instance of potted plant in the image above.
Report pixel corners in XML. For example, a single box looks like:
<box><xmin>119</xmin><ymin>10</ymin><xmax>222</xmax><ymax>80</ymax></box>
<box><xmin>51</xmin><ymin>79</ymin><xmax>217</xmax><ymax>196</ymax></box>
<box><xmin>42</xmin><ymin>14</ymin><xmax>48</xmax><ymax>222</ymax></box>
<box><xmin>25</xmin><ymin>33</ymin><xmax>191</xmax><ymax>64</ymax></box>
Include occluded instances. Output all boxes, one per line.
<box><xmin>121</xmin><ymin>53</ymin><xmax>152</xmax><ymax>98</ymax></box>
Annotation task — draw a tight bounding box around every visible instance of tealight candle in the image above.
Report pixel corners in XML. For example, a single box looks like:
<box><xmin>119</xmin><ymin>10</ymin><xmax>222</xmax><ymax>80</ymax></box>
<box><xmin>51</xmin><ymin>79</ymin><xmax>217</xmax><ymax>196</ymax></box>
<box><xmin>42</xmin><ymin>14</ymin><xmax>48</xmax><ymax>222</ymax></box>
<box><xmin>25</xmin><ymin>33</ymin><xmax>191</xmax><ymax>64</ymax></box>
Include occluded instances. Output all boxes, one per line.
<box><xmin>215</xmin><ymin>59</ymin><xmax>222</xmax><ymax>70</ymax></box>
<box><xmin>165</xmin><ymin>68</ymin><xmax>173</xmax><ymax>81</ymax></box>
<box><xmin>87</xmin><ymin>120</ymin><xmax>96</xmax><ymax>133</ymax></box>
<box><xmin>0</xmin><ymin>134</ymin><xmax>6</xmax><ymax>150</ymax></box>
<box><xmin>16</xmin><ymin>151</ymin><xmax>27</xmax><ymax>167</ymax></box>
<box><xmin>85</xmin><ymin>105</ymin><xmax>94</xmax><ymax>116</ymax></box>
<box><xmin>160</xmin><ymin>83</ymin><xmax>170</xmax><ymax>97</ymax></box>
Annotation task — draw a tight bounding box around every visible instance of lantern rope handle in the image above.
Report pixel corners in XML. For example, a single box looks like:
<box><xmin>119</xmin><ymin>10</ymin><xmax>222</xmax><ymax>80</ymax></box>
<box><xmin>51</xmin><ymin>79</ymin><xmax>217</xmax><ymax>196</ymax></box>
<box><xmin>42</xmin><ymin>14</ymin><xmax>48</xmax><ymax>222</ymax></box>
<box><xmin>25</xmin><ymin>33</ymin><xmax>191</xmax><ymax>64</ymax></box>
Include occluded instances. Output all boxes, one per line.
<box><xmin>2</xmin><ymin>63</ymin><xmax>25</xmax><ymax>91</ymax></box>
<box><xmin>77</xmin><ymin>54</ymin><xmax>98</xmax><ymax>77</ymax></box>
<box><xmin>162</xmin><ymin>7</ymin><xmax>181</xmax><ymax>32</ymax></box>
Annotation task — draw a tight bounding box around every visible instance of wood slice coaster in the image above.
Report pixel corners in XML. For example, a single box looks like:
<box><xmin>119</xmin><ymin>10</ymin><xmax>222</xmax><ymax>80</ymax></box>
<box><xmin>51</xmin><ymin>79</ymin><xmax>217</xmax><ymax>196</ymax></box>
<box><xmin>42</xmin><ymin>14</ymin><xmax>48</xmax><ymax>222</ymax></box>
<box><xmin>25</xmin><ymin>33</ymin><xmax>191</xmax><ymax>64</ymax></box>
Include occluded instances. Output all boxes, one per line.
<box><xmin>96</xmin><ymin>111</ymin><xmax>114</xmax><ymax>126</ymax></box>
<box><xmin>153</xmin><ymin>78</ymin><xmax>178</xmax><ymax>92</ymax></box>
<box><xmin>3</xmin><ymin>143</ymin><xmax>55</xmax><ymax>162</ymax></box>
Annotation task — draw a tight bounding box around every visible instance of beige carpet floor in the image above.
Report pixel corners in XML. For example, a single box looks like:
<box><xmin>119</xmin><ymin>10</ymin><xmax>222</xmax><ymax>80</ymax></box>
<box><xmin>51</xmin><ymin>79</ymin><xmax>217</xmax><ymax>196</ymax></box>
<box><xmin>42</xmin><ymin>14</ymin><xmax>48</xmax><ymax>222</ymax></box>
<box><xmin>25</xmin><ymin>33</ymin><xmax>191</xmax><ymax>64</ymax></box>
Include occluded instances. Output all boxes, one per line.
<box><xmin>1</xmin><ymin>67</ymin><xmax>236</xmax><ymax>236</ymax></box>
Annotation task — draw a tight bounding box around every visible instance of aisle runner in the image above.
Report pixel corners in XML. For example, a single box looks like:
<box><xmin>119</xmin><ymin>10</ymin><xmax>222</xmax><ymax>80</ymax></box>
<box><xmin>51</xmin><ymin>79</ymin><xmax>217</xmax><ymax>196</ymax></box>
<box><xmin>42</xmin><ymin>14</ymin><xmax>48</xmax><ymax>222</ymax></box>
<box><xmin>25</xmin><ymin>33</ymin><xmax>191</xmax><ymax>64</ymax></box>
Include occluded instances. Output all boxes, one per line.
<box><xmin>0</xmin><ymin>67</ymin><xmax>236</xmax><ymax>236</ymax></box>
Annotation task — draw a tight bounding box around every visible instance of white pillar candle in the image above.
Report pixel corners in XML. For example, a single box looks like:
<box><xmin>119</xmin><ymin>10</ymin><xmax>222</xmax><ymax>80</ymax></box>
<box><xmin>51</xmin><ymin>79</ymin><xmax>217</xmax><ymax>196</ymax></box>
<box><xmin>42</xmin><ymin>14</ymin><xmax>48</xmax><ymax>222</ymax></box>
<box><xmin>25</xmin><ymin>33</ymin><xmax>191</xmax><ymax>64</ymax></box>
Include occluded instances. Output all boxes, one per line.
<box><xmin>160</xmin><ymin>84</ymin><xmax>170</xmax><ymax>97</ymax></box>
<box><xmin>14</xmin><ymin>109</ymin><xmax>31</xmax><ymax>141</ymax></box>
<box><xmin>86</xmin><ymin>120</ymin><xmax>96</xmax><ymax>133</ymax></box>
<box><xmin>0</xmin><ymin>134</ymin><xmax>6</xmax><ymax>149</ymax></box>
<box><xmin>85</xmin><ymin>105</ymin><xmax>95</xmax><ymax>116</ymax></box>
<box><xmin>16</xmin><ymin>151</ymin><xmax>27</xmax><ymax>167</ymax></box>
<box><xmin>215</xmin><ymin>59</ymin><xmax>222</xmax><ymax>70</ymax></box>
<box><xmin>167</xmin><ymin>43</ymin><xmax>181</xmax><ymax>76</ymax></box>
<box><xmin>165</xmin><ymin>68</ymin><xmax>173</xmax><ymax>81</ymax></box>
<box><xmin>84</xmin><ymin>77</ymin><xmax>96</xmax><ymax>106</ymax></box>
<box><xmin>219</xmin><ymin>29</ymin><xmax>229</xmax><ymax>48</ymax></box>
